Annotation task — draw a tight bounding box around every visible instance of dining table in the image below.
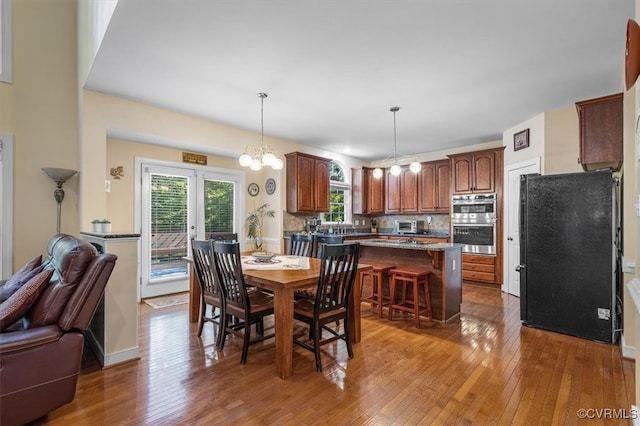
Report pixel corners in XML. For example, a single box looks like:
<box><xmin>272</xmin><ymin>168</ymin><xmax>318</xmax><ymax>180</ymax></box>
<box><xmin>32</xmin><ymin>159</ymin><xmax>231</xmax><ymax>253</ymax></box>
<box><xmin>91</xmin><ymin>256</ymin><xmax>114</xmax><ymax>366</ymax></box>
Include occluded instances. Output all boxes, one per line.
<box><xmin>187</xmin><ymin>253</ymin><xmax>371</xmax><ymax>379</ymax></box>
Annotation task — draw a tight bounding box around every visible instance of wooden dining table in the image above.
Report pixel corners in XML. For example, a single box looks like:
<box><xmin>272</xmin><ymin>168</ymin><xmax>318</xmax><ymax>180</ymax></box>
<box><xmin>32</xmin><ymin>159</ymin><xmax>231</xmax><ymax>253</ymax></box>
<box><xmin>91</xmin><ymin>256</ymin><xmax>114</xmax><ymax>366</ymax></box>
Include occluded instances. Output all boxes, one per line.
<box><xmin>187</xmin><ymin>254</ymin><xmax>371</xmax><ymax>379</ymax></box>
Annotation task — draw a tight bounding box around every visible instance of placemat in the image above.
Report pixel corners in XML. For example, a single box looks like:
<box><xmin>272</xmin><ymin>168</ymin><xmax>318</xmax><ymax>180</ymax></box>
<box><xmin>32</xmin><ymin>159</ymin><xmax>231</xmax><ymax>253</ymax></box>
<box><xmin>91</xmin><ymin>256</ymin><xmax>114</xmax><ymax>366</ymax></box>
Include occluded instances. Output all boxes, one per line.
<box><xmin>242</xmin><ymin>255</ymin><xmax>310</xmax><ymax>270</ymax></box>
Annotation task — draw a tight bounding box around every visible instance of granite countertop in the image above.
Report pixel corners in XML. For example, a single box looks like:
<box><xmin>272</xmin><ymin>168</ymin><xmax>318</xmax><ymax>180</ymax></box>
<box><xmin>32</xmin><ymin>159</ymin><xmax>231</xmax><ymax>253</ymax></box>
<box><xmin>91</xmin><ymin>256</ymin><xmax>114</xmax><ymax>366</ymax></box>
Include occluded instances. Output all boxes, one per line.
<box><xmin>350</xmin><ymin>238</ymin><xmax>462</xmax><ymax>252</ymax></box>
<box><xmin>283</xmin><ymin>230</ymin><xmax>450</xmax><ymax>239</ymax></box>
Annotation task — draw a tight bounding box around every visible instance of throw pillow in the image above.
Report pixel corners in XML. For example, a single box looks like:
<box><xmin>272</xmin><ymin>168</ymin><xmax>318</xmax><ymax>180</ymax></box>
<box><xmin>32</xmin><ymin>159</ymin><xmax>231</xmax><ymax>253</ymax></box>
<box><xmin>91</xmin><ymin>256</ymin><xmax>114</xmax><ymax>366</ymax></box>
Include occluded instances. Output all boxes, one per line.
<box><xmin>0</xmin><ymin>269</ymin><xmax>53</xmax><ymax>331</ymax></box>
<box><xmin>0</xmin><ymin>255</ymin><xmax>43</xmax><ymax>303</ymax></box>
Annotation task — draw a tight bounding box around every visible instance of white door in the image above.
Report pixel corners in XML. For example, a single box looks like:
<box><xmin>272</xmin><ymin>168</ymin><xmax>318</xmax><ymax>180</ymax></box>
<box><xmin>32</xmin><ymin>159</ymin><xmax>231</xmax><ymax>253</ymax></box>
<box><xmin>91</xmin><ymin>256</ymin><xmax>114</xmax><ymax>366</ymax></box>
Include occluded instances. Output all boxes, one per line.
<box><xmin>140</xmin><ymin>164</ymin><xmax>196</xmax><ymax>298</ymax></box>
<box><xmin>138</xmin><ymin>161</ymin><xmax>245</xmax><ymax>299</ymax></box>
<box><xmin>505</xmin><ymin>159</ymin><xmax>540</xmax><ymax>297</ymax></box>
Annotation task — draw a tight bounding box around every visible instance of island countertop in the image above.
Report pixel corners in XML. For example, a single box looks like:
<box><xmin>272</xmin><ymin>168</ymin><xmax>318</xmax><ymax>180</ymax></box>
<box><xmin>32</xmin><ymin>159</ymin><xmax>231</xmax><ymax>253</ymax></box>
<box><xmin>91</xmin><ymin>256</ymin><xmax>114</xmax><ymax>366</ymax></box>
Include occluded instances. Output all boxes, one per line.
<box><xmin>349</xmin><ymin>238</ymin><xmax>461</xmax><ymax>252</ymax></box>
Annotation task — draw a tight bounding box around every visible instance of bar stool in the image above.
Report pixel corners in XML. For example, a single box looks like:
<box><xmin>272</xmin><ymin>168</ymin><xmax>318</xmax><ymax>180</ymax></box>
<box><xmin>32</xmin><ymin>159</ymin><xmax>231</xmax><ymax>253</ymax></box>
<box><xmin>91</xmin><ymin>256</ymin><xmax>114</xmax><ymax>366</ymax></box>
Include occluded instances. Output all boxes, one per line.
<box><xmin>388</xmin><ymin>267</ymin><xmax>432</xmax><ymax>328</ymax></box>
<box><xmin>359</xmin><ymin>264</ymin><xmax>395</xmax><ymax>318</ymax></box>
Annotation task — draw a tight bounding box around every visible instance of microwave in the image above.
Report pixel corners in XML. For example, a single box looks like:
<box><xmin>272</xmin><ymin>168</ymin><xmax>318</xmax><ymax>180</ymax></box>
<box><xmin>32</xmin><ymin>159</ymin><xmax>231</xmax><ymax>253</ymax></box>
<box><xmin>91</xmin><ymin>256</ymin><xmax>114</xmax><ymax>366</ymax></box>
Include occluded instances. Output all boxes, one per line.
<box><xmin>395</xmin><ymin>220</ymin><xmax>424</xmax><ymax>234</ymax></box>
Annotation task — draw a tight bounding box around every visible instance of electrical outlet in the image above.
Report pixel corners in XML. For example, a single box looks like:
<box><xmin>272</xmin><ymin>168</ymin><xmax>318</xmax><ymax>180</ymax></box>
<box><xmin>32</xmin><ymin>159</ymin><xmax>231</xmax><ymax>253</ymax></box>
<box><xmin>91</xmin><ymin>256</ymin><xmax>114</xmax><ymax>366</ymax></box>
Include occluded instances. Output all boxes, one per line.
<box><xmin>105</xmin><ymin>179</ymin><xmax>111</xmax><ymax>192</ymax></box>
<box><xmin>355</xmin><ymin>219</ymin><xmax>359</xmax><ymax>226</ymax></box>
<box><xmin>452</xmin><ymin>260</ymin><xmax>456</xmax><ymax>270</ymax></box>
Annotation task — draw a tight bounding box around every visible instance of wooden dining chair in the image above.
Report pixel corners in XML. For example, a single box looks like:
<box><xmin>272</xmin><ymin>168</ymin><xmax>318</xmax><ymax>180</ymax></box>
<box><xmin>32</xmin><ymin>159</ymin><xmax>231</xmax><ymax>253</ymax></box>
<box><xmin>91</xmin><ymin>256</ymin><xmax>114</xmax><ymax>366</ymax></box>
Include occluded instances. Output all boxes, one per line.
<box><xmin>289</xmin><ymin>233</ymin><xmax>314</xmax><ymax>257</ymax></box>
<box><xmin>293</xmin><ymin>242</ymin><xmax>360</xmax><ymax>372</ymax></box>
<box><xmin>190</xmin><ymin>238</ymin><xmax>225</xmax><ymax>348</ymax></box>
<box><xmin>211</xmin><ymin>241</ymin><xmax>275</xmax><ymax>364</ymax></box>
<box><xmin>313</xmin><ymin>234</ymin><xmax>344</xmax><ymax>258</ymax></box>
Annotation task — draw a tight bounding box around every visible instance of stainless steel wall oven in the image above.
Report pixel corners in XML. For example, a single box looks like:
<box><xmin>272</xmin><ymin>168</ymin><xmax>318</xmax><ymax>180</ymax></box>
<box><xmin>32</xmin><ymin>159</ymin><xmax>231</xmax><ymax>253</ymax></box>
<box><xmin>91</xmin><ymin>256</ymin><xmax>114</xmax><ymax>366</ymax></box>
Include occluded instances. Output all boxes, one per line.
<box><xmin>451</xmin><ymin>193</ymin><xmax>497</xmax><ymax>255</ymax></box>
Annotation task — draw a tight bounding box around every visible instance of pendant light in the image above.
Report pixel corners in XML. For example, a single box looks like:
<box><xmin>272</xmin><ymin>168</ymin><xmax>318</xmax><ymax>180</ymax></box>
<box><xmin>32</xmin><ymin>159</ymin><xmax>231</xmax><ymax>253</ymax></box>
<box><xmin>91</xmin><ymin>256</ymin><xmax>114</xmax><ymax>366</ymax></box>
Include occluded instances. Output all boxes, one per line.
<box><xmin>373</xmin><ymin>106</ymin><xmax>420</xmax><ymax>178</ymax></box>
<box><xmin>239</xmin><ymin>92</ymin><xmax>284</xmax><ymax>171</ymax></box>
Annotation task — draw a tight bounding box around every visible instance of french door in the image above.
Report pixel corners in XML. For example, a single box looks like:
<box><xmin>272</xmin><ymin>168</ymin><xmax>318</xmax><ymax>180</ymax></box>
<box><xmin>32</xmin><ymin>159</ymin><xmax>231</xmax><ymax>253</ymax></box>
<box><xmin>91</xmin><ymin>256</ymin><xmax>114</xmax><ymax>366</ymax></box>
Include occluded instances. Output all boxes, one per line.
<box><xmin>138</xmin><ymin>160</ymin><xmax>244</xmax><ymax>299</ymax></box>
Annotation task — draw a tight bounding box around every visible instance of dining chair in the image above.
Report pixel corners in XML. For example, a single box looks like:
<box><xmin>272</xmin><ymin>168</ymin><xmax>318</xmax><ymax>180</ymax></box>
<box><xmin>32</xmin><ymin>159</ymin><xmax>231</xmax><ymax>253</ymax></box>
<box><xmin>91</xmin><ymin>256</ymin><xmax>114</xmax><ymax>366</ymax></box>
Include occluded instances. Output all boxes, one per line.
<box><xmin>211</xmin><ymin>241</ymin><xmax>275</xmax><ymax>364</ymax></box>
<box><xmin>190</xmin><ymin>238</ymin><xmax>225</xmax><ymax>348</ymax></box>
<box><xmin>293</xmin><ymin>242</ymin><xmax>360</xmax><ymax>372</ymax></box>
<box><xmin>289</xmin><ymin>233</ymin><xmax>314</xmax><ymax>257</ymax></box>
<box><xmin>313</xmin><ymin>234</ymin><xmax>344</xmax><ymax>258</ymax></box>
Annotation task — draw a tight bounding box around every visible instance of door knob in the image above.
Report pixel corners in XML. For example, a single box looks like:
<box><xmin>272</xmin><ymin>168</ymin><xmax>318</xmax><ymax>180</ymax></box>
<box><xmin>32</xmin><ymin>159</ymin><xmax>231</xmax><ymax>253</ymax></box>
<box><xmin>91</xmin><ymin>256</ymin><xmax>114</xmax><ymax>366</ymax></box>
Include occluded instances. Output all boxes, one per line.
<box><xmin>515</xmin><ymin>265</ymin><xmax>525</xmax><ymax>272</ymax></box>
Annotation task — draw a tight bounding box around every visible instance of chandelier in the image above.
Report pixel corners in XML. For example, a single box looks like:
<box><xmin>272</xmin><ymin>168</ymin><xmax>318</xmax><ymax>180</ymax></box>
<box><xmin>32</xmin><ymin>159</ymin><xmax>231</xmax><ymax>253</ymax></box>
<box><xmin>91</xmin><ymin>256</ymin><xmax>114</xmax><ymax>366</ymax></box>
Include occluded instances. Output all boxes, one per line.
<box><xmin>239</xmin><ymin>92</ymin><xmax>284</xmax><ymax>171</ymax></box>
<box><xmin>373</xmin><ymin>107</ymin><xmax>421</xmax><ymax>179</ymax></box>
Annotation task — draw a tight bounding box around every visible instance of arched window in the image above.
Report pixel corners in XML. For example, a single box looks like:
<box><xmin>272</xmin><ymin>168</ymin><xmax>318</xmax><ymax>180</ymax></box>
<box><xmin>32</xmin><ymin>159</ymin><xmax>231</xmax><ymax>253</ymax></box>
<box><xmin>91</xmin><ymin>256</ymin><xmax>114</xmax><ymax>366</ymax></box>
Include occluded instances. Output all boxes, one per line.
<box><xmin>321</xmin><ymin>161</ymin><xmax>352</xmax><ymax>224</ymax></box>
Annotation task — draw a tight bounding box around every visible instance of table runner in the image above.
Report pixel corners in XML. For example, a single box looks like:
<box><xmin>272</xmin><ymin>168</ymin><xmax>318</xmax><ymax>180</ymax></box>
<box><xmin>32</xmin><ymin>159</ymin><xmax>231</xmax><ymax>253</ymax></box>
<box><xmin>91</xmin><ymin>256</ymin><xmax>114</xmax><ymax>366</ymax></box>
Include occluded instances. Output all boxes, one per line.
<box><xmin>241</xmin><ymin>255</ymin><xmax>310</xmax><ymax>270</ymax></box>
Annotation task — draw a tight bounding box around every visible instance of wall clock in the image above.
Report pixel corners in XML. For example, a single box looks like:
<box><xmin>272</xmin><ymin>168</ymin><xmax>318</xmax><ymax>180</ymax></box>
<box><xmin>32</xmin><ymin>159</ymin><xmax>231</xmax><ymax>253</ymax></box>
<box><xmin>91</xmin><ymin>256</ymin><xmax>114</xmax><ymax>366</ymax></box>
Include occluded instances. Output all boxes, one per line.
<box><xmin>265</xmin><ymin>178</ymin><xmax>276</xmax><ymax>195</ymax></box>
<box><xmin>248</xmin><ymin>182</ymin><xmax>259</xmax><ymax>197</ymax></box>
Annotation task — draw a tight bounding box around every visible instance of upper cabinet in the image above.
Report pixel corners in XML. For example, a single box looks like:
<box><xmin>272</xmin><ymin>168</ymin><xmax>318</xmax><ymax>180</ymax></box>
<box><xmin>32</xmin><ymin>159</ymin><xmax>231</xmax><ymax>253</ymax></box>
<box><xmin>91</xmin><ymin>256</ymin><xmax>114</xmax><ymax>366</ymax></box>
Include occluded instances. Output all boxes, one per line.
<box><xmin>575</xmin><ymin>92</ymin><xmax>623</xmax><ymax>172</ymax></box>
<box><xmin>352</xmin><ymin>167</ymin><xmax>385</xmax><ymax>214</ymax></box>
<box><xmin>384</xmin><ymin>167</ymin><xmax>418</xmax><ymax>213</ymax></box>
<box><xmin>419</xmin><ymin>160</ymin><xmax>450</xmax><ymax>212</ymax></box>
<box><xmin>286</xmin><ymin>152</ymin><xmax>330</xmax><ymax>213</ymax></box>
<box><xmin>449</xmin><ymin>149</ymin><xmax>502</xmax><ymax>194</ymax></box>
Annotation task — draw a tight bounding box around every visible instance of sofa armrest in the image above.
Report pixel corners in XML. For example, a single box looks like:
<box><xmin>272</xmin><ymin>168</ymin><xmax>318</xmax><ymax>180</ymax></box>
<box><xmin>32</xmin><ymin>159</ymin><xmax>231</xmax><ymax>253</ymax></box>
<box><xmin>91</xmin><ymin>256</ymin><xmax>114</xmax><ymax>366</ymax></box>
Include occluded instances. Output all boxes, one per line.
<box><xmin>0</xmin><ymin>325</ymin><xmax>62</xmax><ymax>355</ymax></box>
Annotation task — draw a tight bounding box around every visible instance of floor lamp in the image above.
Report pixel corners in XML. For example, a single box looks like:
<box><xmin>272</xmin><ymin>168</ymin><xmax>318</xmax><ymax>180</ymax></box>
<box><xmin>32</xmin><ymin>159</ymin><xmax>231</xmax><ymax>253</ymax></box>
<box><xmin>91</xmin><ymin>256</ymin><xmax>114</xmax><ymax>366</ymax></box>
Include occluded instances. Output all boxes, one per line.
<box><xmin>42</xmin><ymin>167</ymin><xmax>78</xmax><ymax>234</ymax></box>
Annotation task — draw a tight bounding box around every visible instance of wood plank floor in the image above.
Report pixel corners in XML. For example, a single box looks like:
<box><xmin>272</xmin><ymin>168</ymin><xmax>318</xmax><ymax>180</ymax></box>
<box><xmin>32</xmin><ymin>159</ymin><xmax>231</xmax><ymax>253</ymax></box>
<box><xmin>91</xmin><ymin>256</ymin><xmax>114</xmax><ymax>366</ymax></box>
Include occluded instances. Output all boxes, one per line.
<box><xmin>41</xmin><ymin>283</ymin><xmax>635</xmax><ymax>425</ymax></box>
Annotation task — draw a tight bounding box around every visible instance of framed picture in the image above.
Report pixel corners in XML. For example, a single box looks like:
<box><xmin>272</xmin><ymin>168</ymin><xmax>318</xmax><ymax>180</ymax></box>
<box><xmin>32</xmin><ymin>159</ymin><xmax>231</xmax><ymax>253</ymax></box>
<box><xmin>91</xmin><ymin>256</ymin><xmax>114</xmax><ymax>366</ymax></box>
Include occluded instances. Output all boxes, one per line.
<box><xmin>265</xmin><ymin>178</ymin><xmax>276</xmax><ymax>195</ymax></box>
<box><xmin>247</xmin><ymin>182</ymin><xmax>259</xmax><ymax>197</ymax></box>
<box><xmin>514</xmin><ymin>129</ymin><xmax>530</xmax><ymax>151</ymax></box>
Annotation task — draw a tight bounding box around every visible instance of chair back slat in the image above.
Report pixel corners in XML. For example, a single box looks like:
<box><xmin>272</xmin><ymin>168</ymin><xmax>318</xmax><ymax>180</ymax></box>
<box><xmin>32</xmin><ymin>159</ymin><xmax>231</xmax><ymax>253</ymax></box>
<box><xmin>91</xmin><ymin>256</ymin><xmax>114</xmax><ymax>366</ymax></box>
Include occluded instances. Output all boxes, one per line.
<box><xmin>211</xmin><ymin>241</ymin><xmax>249</xmax><ymax>310</ymax></box>
<box><xmin>315</xmin><ymin>243</ymin><xmax>360</xmax><ymax>314</ymax></box>
<box><xmin>289</xmin><ymin>234</ymin><xmax>314</xmax><ymax>257</ymax></box>
<box><xmin>191</xmin><ymin>238</ymin><xmax>220</xmax><ymax>298</ymax></box>
<box><xmin>314</xmin><ymin>235</ymin><xmax>344</xmax><ymax>258</ymax></box>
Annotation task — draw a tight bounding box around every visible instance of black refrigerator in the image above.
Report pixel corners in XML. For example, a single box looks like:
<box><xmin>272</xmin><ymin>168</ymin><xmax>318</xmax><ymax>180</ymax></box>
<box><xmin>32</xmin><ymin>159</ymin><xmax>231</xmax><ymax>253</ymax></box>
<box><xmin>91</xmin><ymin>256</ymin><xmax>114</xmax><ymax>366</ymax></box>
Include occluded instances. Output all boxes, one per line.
<box><xmin>519</xmin><ymin>169</ymin><xmax>622</xmax><ymax>343</ymax></box>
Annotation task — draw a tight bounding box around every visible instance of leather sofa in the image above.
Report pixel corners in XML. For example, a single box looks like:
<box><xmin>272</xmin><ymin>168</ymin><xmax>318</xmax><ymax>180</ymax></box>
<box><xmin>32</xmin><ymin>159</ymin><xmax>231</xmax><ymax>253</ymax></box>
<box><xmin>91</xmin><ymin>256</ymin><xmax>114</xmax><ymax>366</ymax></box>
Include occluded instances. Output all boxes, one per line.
<box><xmin>0</xmin><ymin>234</ymin><xmax>117</xmax><ymax>425</ymax></box>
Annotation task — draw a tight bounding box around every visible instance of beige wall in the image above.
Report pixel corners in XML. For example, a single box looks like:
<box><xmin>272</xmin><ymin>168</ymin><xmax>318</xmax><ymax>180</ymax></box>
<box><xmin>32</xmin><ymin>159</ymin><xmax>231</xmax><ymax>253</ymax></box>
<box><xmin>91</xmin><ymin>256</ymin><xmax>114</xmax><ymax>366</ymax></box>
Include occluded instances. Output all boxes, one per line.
<box><xmin>544</xmin><ymin>106</ymin><xmax>583</xmax><ymax>175</ymax></box>
<box><xmin>2</xmin><ymin>0</ymin><xmax>80</xmax><ymax>269</ymax></box>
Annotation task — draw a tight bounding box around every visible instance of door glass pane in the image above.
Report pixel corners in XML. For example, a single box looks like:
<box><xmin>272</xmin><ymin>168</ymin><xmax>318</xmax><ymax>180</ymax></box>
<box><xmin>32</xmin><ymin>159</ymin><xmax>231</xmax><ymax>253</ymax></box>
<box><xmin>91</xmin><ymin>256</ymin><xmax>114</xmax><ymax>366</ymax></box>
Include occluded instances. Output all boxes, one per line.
<box><xmin>150</xmin><ymin>174</ymin><xmax>189</xmax><ymax>279</ymax></box>
<box><xmin>204</xmin><ymin>179</ymin><xmax>235</xmax><ymax>238</ymax></box>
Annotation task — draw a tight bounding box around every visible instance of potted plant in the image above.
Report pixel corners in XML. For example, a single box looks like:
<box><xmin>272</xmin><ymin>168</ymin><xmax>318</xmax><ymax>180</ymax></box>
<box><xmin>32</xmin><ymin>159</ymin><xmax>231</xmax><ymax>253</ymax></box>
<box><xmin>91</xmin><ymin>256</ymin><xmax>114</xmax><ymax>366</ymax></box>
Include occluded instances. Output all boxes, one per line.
<box><xmin>100</xmin><ymin>219</ymin><xmax>112</xmax><ymax>233</ymax></box>
<box><xmin>91</xmin><ymin>219</ymin><xmax>101</xmax><ymax>233</ymax></box>
<box><xmin>246</xmin><ymin>203</ymin><xmax>275</xmax><ymax>251</ymax></box>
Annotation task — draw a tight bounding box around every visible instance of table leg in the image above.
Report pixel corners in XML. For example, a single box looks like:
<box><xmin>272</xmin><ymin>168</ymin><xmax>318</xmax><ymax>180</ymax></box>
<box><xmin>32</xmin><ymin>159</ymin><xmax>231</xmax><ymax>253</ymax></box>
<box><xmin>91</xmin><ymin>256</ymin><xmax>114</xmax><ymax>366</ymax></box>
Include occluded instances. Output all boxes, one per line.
<box><xmin>349</xmin><ymin>270</ymin><xmax>364</xmax><ymax>343</ymax></box>
<box><xmin>188</xmin><ymin>262</ymin><xmax>200</xmax><ymax>323</ymax></box>
<box><xmin>273</xmin><ymin>286</ymin><xmax>295</xmax><ymax>379</ymax></box>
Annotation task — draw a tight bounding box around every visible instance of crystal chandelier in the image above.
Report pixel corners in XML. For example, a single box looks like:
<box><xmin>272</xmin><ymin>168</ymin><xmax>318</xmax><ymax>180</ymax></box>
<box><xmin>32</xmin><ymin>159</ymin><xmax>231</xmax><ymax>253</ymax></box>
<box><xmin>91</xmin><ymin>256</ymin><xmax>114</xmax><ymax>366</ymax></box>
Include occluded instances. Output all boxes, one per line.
<box><xmin>373</xmin><ymin>107</ymin><xmax>421</xmax><ymax>178</ymax></box>
<box><xmin>239</xmin><ymin>93</ymin><xmax>284</xmax><ymax>171</ymax></box>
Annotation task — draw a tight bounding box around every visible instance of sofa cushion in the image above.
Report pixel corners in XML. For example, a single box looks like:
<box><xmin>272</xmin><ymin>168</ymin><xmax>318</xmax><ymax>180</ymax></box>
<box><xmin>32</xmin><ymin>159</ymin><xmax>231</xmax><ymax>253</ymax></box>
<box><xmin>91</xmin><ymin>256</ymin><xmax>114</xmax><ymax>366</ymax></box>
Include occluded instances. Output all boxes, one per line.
<box><xmin>26</xmin><ymin>235</ymin><xmax>96</xmax><ymax>327</ymax></box>
<box><xmin>0</xmin><ymin>269</ymin><xmax>54</xmax><ymax>331</ymax></box>
<box><xmin>0</xmin><ymin>255</ymin><xmax>43</xmax><ymax>303</ymax></box>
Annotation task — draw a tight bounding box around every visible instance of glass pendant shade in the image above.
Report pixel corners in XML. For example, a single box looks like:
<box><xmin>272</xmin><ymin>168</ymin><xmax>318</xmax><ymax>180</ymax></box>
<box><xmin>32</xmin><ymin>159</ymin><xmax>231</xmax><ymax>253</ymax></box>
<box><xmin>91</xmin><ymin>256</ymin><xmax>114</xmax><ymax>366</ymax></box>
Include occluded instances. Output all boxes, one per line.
<box><xmin>409</xmin><ymin>161</ymin><xmax>421</xmax><ymax>173</ymax></box>
<box><xmin>372</xmin><ymin>167</ymin><xmax>384</xmax><ymax>179</ymax></box>
<box><xmin>390</xmin><ymin>164</ymin><xmax>402</xmax><ymax>176</ymax></box>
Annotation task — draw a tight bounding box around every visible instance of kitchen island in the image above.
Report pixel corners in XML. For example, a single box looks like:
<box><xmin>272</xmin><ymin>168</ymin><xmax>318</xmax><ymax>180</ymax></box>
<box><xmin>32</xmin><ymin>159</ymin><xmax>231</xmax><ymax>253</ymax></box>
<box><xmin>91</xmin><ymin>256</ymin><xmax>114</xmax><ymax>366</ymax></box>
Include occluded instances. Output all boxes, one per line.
<box><xmin>352</xmin><ymin>239</ymin><xmax>463</xmax><ymax>322</ymax></box>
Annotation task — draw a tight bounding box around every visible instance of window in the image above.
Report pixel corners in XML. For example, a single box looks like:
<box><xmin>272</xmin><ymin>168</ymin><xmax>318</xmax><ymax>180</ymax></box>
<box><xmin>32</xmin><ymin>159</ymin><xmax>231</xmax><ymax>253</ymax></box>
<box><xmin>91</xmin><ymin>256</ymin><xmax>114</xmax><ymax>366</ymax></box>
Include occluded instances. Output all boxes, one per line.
<box><xmin>322</xmin><ymin>161</ymin><xmax>352</xmax><ymax>224</ymax></box>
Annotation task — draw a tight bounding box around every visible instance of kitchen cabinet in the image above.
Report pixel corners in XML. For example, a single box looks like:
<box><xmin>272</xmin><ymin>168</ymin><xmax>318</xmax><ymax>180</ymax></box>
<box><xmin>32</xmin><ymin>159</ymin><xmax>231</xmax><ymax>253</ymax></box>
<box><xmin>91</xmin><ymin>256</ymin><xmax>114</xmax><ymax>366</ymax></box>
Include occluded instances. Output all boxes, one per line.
<box><xmin>385</xmin><ymin>167</ymin><xmax>419</xmax><ymax>213</ymax></box>
<box><xmin>286</xmin><ymin>152</ymin><xmax>330</xmax><ymax>213</ymax></box>
<box><xmin>449</xmin><ymin>147</ymin><xmax>504</xmax><ymax>194</ymax></box>
<box><xmin>352</xmin><ymin>167</ymin><xmax>385</xmax><ymax>214</ymax></box>
<box><xmin>419</xmin><ymin>160</ymin><xmax>450</xmax><ymax>212</ymax></box>
<box><xmin>575</xmin><ymin>92</ymin><xmax>623</xmax><ymax>172</ymax></box>
<box><xmin>461</xmin><ymin>254</ymin><xmax>496</xmax><ymax>283</ymax></box>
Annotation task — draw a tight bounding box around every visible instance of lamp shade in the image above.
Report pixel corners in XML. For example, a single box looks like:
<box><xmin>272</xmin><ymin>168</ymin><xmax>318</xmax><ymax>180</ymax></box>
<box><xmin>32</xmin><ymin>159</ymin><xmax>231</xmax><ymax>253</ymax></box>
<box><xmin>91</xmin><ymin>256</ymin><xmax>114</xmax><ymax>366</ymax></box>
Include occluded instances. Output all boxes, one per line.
<box><xmin>42</xmin><ymin>167</ymin><xmax>77</xmax><ymax>184</ymax></box>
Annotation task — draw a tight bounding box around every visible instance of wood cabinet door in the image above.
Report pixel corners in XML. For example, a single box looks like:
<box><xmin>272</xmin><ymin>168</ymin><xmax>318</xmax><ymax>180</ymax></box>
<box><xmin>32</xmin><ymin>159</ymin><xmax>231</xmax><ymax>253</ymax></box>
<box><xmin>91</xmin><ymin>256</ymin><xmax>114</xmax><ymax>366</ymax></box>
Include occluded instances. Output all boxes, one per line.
<box><xmin>452</xmin><ymin>155</ymin><xmax>473</xmax><ymax>194</ymax></box>
<box><xmin>576</xmin><ymin>93</ymin><xmax>623</xmax><ymax>169</ymax></box>
<box><xmin>400</xmin><ymin>168</ymin><xmax>419</xmax><ymax>212</ymax></box>
<box><xmin>315</xmin><ymin>158</ymin><xmax>330</xmax><ymax>212</ymax></box>
<box><xmin>419</xmin><ymin>162</ymin><xmax>436</xmax><ymax>212</ymax></box>
<box><xmin>472</xmin><ymin>151</ymin><xmax>495</xmax><ymax>193</ymax></box>
<box><xmin>385</xmin><ymin>169</ymin><xmax>401</xmax><ymax>213</ymax></box>
<box><xmin>435</xmin><ymin>160</ymin><xmax>451</xmax><ymax>211</ymax></box>
<box><xmin>367</xmin><ymin>169</ymin><xmax>385</xmax><ymax>213</ymax></box>
<box><xmin>296</xmin><ymin>155</ymin><xmax>316</xmax><ymax>211</ymax></box>
<box><xmin>351</xmin><ymin>168</ymin><xmax>365</xmax><ymax>215</ymax></box>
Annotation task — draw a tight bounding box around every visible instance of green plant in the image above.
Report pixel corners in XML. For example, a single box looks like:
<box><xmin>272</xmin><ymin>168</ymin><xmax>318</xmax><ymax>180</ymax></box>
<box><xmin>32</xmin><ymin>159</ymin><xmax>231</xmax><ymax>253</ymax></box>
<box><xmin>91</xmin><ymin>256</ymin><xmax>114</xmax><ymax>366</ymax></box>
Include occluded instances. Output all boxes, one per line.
<box><xmin>92</xmin><ymin>219</ymin><xmax>101</xmax><ymax>224</ymax></box>
<box><xmin>246</xmin><ymin>203</ymin><xmax>275</xmax><ymax>251</ymax></box>
<box><xmin>100</xmin><ymin>219</ymin><xmax>111</xmax><ymax>224</ymax></box>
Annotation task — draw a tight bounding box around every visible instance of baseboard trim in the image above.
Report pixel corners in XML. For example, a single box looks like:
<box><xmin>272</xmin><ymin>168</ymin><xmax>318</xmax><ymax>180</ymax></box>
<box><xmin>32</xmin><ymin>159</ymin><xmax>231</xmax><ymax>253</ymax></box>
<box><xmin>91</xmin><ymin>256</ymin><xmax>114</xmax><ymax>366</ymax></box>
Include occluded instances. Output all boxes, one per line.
<box><xmin>621</xmin><ymin>333</ymin><xmax>636</xmax><ymax>360</ymax></box>
<box><xmin>86</xmin><ymin>329</ymin><xmax>140</xmax><ymax>368</ymax></box>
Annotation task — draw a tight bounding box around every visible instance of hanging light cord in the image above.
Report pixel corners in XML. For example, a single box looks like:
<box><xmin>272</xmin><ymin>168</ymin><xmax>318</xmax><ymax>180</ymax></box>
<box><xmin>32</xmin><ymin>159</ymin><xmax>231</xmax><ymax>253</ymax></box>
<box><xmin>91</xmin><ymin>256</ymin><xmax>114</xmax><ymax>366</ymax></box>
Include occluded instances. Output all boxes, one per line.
<box><xmin>391</xmin><ymin>106</ymin><xmax>399</xmax><ymax>163</ymax></box>
<box><xmin>259</xmin><ymin>92</ymin><xmax>267</xmax><ymax>149</ymax></box>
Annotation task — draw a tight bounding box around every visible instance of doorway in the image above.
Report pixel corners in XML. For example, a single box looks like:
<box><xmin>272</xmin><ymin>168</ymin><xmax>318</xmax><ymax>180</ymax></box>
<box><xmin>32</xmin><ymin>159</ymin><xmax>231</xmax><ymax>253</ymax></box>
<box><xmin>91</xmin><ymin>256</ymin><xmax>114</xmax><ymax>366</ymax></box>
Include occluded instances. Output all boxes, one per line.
<box><xmin>504</xmin><ymin>158</ymin><xmax>540</xmax><ymax>297</ymax></box>
<box><xmin>136</xmin><ymin>159</ymin><xmax>245</xmax><ymax>299</ymax></box>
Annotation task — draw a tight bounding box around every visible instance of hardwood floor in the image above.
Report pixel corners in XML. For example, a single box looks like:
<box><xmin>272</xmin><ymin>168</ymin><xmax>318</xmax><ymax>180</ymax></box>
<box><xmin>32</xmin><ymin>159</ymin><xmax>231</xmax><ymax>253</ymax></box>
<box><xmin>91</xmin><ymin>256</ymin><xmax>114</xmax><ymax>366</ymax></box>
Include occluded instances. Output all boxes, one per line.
<box><xmin>41</xmin><ymin>283</ymin><xmax>635</xmax><ymax>425</ymax></box>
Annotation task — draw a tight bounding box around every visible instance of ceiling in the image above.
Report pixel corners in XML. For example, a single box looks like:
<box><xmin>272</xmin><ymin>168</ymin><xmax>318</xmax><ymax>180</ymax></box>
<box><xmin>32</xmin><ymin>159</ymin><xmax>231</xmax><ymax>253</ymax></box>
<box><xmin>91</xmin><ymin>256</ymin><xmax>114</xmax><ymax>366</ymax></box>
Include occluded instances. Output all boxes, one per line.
<box><xmin>86</xmin><ymin>0</ymin><xmax>635</xmax><ymax>163</ymax></box>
